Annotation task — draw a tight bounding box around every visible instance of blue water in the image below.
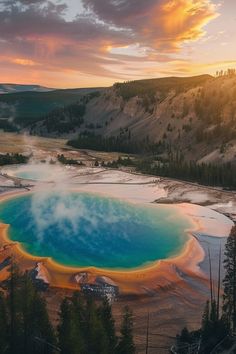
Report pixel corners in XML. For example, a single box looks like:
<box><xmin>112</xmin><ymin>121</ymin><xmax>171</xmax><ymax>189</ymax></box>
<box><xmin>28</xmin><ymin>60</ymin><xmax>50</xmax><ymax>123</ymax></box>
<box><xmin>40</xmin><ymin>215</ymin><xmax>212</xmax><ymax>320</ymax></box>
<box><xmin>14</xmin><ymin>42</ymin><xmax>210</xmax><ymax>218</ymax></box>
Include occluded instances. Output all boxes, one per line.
<box><xmin>16</xmin><ymin>171</ymin><xmax>48</xmax><ymax>180</ymax></box>
<box><xmin>0</xmin><ymin>193</ymin><xmax>192</xmax><ymax>269</ymax></box>
<box><xmin>11</xmin><ymin>164</ymin><xmax>67</xmax><ymax>181</ymax></box>
<box><xmin>15</xmin><ymin>167</ymin><xmax>58</xmax><ymax>181</ymax></box>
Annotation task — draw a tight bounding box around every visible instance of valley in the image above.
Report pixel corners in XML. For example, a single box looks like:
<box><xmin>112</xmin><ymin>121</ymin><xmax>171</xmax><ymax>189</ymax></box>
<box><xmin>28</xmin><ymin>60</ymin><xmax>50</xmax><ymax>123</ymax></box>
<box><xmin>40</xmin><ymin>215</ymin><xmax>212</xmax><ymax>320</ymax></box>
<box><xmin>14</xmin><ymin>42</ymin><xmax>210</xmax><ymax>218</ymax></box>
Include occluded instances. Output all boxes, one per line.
<box><xmin>1</xmin><ymin>75</ymin><xmax>236</xmax><ymax>166</ymax></box>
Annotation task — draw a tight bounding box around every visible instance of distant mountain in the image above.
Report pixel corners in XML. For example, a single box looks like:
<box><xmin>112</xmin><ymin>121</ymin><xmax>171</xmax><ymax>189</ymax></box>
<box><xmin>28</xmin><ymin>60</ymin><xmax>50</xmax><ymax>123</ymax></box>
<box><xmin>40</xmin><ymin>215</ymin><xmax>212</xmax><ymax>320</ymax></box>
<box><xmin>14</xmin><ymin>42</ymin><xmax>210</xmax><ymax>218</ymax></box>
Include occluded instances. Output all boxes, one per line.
<box><xmin>0</xmin><ymin>84</ymin><xmax>55</xmax><ymax>94</ymax></box>
<box><xmin>0</xmin><ymin>87</ymin><xmax>106</xmax><ymax>128</ymax></box>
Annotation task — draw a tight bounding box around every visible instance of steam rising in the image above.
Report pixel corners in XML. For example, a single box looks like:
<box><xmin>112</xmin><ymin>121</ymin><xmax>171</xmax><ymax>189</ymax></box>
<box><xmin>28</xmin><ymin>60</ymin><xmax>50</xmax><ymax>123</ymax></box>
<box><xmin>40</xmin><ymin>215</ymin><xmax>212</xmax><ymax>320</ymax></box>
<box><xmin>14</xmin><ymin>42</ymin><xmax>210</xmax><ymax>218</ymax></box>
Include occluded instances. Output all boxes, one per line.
<box><xmin>30</xmin><ymin>188</ymin><xmax>134</xmax><ymax>245</ymax></box>
<box><xmin>0</xmin><ymin>135</ymin><xmax>191</xmax><ymax>268</ymax></box>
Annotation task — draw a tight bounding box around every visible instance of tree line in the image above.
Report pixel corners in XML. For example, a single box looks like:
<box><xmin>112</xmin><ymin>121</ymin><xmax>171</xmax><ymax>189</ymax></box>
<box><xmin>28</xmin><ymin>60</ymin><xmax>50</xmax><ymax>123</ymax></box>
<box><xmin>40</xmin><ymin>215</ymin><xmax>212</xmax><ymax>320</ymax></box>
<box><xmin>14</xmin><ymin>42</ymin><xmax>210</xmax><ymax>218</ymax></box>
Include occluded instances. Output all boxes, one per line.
<box><xmin>114</xmin><ymin>75</ymin><xmax>211</xmax><ymax>101</ymax></box>
<box><xmin>137</xmin><ymin>159</ymin><xmax>236</xmax><ymax>189</ymax></box>
<box><xmin>57</xmin><ymin>154</ymin><xmax>84</xmax><ymax>166</ymax></box>
<box><xmin>0</xmin><ymin>153</ymin><xmax>29</xmax><ymax>166</ymax></box>
<box><xmin>0</xmin><ymin>264</ymin><xmax>135</xmax><ymax>354</ymax></box>
<box><xmin>67</xmin><ymin>133</ymin><xmax>143</xmax><ymax>154</ymax></box>
<box><xmin>102</xmin><ymin>155</ymin><xmax>236</xmax><ymax>190</ymax></box>
<box><xmin>67</xmin><ymin>132</ymin><xmax>236</xmax><ymax>190</ymax></box>
<box><xmin>67</xmin><ymin>133</ymin><xmax>170</xmax><ymax>155</ymax></box>
<box><xmin>216</xmin><ymin>68</ymin><xmax>236</xmax><ymax>77</ymax></box>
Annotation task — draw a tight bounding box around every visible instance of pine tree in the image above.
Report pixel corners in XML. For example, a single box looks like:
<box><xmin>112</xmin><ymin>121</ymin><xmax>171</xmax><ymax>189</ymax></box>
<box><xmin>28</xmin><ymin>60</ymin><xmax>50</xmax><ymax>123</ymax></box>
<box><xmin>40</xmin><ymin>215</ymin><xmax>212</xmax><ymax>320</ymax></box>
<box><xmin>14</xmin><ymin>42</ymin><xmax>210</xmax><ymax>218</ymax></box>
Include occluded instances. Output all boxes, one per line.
<box><xmin>85</xmin><ymin>298</ymin><xmax>109</xmax><ymax>354</ymax></box>
<box><xmin>30</xmin><ymin>290</ymin><xmax>55</xmax><ymax>354</ymax></box>
<box><xmin>58</xmin><ymin>298</ymin><xmax>83</xmax><ymax>354</ymax></box>
<box><xmin>8</xmin><ymin>270</ymin><xmax>55</xmax><ymax>354</ymax></box>
<box><xmin>71</xmin><ymin>292</ymin><xmax>85</xmax><ymax>353</ymax></box>
<box><xmin>116</xmin><ymin>306</ymin><xmax>135</xmax><ymax>354</ymax></box>
<box><xmin>0</xmin><ymin>265</ymin><xmax>138</xmax><ymax>354</ymax></box>
<box><xmin>98</xmin><ymin>298</ymin><xmax>117</xmax><ymax>353</ymax></box>
<box><xmin>201</xmin><ymin>300</ymin><xmax>210</xmax><ymax>340</ymax></box>
<box><xmin>7</xmin><ymin>262</ymin><xmax>22</xmax><ymax>354</ymax></box>
<box><xmin>223</xmin><ymin>226</ymin><xmax>236</xmax><ymax>331</ymax></box>
<box><xmin>21</xmin><ymin>273</ymin><xmax>35</xmax><ymax>354</ymax></box>
<box><xmin>0</xmin><ymin>292</ymin><xmax>8</xmax><ymax>353</ymax></box>
<box><xmin>176</xmin><ymin>327</ymin><xmax>192</xmax><ymax>353</ymax></box>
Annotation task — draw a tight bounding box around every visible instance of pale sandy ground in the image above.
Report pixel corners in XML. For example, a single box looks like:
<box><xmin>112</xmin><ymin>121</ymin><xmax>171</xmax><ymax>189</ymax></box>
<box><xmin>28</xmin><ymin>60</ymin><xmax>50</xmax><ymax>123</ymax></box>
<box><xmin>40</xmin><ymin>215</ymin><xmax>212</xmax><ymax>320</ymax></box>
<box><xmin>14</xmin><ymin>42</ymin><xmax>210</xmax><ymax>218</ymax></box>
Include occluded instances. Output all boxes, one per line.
<box><xmin>0</xmin><ymin>132</ymin><xmax>123</xmax><ymax>163</ymax></box>
<box><xmin>0</xmin><ymin>133</ymin><xmax>235</xmax><ymax>353</ymax></box>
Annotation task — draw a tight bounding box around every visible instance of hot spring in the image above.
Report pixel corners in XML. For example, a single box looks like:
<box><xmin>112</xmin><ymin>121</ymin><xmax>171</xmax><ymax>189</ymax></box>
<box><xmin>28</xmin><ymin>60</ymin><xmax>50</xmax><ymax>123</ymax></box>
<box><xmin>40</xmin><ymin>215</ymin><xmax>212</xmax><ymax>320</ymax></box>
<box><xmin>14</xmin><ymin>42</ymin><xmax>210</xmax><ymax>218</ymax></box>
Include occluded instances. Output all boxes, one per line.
<box><xmin>0</xmin><ymin>193</ymin><xmax>193</xmax><ymax>269</ymax></box>
<box><xmin>3</xmin><ymin>164</ymin><xmax>70</xmax><ymax>181</ymax></box>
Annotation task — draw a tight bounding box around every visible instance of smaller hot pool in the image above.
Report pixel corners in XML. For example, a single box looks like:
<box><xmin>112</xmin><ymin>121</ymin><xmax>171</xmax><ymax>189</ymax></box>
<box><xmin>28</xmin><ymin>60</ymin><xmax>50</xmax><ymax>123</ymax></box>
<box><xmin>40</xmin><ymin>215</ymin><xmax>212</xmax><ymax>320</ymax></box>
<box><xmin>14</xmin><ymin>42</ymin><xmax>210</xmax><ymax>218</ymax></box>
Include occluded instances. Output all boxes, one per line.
<box><xmin>3</xmin><ymin>164</ymin><xmax>70</xmax><ymax>181</ymax></box>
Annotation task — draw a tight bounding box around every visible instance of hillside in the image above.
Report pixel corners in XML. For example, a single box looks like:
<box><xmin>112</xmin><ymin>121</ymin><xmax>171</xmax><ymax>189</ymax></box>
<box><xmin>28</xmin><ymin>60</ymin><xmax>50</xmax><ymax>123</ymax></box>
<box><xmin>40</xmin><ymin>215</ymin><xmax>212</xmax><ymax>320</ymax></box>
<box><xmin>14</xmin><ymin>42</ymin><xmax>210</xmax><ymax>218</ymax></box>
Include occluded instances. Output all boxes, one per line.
<box><xmin>1</xmin><ymin>74</ymin><xmax>236</xmax><ymax>164</ymax></box>
<box><xmin>0</xmin><ymin>87</ymin><xmax>105</xmax><ymax>130</ymax></box>
<box><xmin>0</xmin><ymin>83</ymin><xmax>54</xmax><ymax>94</ymax></box>
<box><xmin>28</xmin><ymin>74</ymin><xmax>236</xmax><ymax>164</ymax></box>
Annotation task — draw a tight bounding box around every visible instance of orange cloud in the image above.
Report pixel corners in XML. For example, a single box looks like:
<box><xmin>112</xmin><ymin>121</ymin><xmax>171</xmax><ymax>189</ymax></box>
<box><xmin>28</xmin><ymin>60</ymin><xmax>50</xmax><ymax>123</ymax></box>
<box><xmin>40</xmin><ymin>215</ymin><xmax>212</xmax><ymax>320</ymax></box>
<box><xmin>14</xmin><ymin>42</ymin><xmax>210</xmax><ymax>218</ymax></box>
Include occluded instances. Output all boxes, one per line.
<box><xmin>11</xmin><ymin>58</ymin><xmax>38</xmax><ymax>66</ymax></box>
<box><xmin>0</xmin><ymin>0</ymin><xmax>221</xmax><ymax>87</ymax></box>
<box><xmin>143</xmin><ymin>0</ymin><xmax>219</xmax><ymax>51</ymax></box>
<box><xmin>162</xmin><ymin>0</ymin><xmax>217</xmax><ymax>36</ymax></box>
<box><xmin>84</xmin><ymin>0</ymin><xmax>218</xmax><ymax>52</ymax></box>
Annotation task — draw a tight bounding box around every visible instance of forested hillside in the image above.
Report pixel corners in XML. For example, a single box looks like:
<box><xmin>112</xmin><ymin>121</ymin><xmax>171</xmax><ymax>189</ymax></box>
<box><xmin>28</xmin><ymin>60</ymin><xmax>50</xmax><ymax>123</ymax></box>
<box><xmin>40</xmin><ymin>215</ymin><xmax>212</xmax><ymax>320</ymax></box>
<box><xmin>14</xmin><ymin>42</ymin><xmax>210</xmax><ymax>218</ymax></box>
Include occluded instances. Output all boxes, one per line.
<box><xmin>0</xmin><ymin>88</ymin><xmax>104</xmax><ymax>129</ymax></box>
<box><xmin>1</xmin><ymin>73</ymin><xmax>236</xmax><ymax>165</ymax></box>
<box><xmin>66</xmin><ymin>73</ymin><xmax>236</xmax><ymax>165</ymax></box>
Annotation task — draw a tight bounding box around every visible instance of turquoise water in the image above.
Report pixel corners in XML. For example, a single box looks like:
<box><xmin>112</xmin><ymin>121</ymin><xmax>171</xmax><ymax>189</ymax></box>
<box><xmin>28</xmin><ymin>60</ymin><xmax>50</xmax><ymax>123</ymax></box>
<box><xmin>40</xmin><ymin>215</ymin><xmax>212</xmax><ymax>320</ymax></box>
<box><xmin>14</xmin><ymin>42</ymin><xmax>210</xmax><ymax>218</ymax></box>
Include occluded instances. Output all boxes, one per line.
<box><xmin>14</xmin><ymin>165</ymin><xmax>62</xmax><ymax>181</ymax></box>
<box><xmin>16</xmin><ymin>171</ymin><xmax>49</xmax><ymax>180</ymax></box>
<box><xmin>0</xmin><ymin>193</ymin><xmax>192</xmax><ymax>269</ymax></box>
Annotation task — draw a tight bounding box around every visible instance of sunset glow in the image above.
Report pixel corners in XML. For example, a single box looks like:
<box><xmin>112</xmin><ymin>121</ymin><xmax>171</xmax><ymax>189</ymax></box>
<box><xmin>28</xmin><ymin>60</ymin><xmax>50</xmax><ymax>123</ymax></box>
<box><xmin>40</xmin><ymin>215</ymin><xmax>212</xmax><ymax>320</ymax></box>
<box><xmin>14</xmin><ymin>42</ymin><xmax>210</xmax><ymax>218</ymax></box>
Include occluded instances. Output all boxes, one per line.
<box><xmin>0</xmin><ymin>0</ymin><xmax>235</xmax><ymax>88</ymax></box>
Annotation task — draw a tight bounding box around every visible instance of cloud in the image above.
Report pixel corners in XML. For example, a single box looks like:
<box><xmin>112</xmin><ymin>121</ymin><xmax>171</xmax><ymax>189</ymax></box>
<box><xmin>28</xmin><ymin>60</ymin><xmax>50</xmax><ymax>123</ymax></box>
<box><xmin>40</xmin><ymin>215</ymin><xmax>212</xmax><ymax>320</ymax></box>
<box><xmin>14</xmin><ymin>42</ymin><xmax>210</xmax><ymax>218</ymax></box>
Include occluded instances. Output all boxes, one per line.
<box><xmin>11</xmin><ymin>57</ymin><xmax>38</xmax><ymax>66</ymax></box>
<box><xmin>83</xmin><ymin>0</ymin><xmax>218</xmax><ymax>51</ymax></box>
<box><xmin>0</xmin><ymin>0</ymin><xmax>219</xmax><ymax>86</ymax></box>
<box><xmin>0</xmin><ymin>0</ymin><xmax>133</xmax><ymax>80</ymax></box>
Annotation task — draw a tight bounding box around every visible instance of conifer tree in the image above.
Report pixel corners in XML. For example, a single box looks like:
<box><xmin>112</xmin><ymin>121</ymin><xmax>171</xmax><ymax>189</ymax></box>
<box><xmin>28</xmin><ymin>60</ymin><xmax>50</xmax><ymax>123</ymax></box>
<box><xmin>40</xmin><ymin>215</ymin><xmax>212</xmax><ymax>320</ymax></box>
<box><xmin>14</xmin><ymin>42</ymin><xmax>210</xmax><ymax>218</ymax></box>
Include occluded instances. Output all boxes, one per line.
<box><xmin>30</xmin><ymin>290</ymin><xmax>55</xmax><ymax>354</ymax></box>
<box><xmin>98</xmin><ymin>298</ymin><xmax>117</xmax><ymax>353</ymax></box>
<box><xmin>223</xmin><ymin>226</ymin><xmax>236</xmax><ymax>331</ymax></box>
<box><xmin>0</xmin><ymin>292</ymin><xmax>8</xmax><ymax>353</ymax></box>
<box><xmin>8</xmin><ymin>270</ymin><xmax>55</xmax><ymax>354</ymax></box>
<box><xmin>116</xmin><ymin>306</ymin><xmax>135</xmax><ymax>354</ymax></box>
<box><xmin>201</xmin><ymin>300</ymin><xmax>210</xmax><ymax>340</ymax></box>
<box><xmin>1</xmin><ymin>265</ymin><xmax>137</xmax><ymax>354</ymax></box>
<box><xmin>58</xmin><ymin>298</ymin><xmax>84</xmax><ymax>354</ymax></box>
<box><xmin>71</xmin><ymin>292</ymin><xmax>85</xmax><ymax>351</ymax></box>
<box><xmin>85</xmin><ymin>298</ymin><xmax>109</xmax><ymax>354</ymax></box>
<box><xmin>7</xmin><ymin>262</ymin><xmax>22</xmax><ymax>354</ymax></box>
<box><xmin>21</xmin><ymin>273</ymin><xmax>35</xmax><ymax>354</ymax></box>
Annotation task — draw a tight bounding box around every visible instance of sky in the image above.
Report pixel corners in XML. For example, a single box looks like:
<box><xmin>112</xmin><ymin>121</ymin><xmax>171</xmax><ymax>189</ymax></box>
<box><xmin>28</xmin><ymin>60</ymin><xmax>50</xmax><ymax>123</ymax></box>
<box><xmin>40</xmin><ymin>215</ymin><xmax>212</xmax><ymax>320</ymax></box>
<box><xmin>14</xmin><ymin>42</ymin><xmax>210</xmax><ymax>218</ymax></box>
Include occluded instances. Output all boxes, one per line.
<box><xmin>0</xmin><ymin>0</ymin><xmax>235</xmax><ymax>88</ymax></box>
